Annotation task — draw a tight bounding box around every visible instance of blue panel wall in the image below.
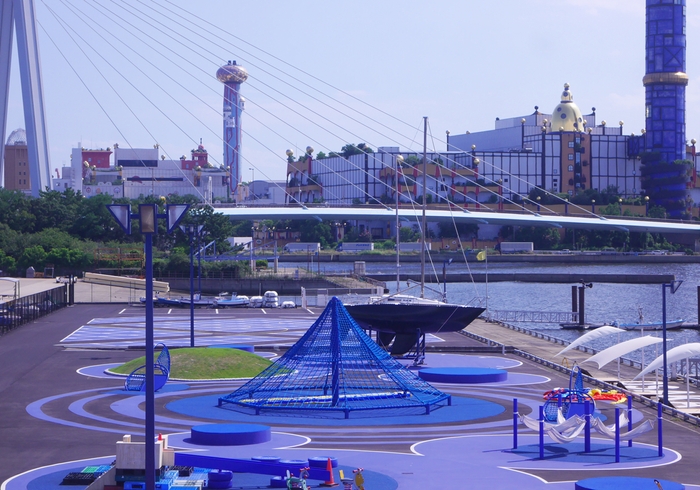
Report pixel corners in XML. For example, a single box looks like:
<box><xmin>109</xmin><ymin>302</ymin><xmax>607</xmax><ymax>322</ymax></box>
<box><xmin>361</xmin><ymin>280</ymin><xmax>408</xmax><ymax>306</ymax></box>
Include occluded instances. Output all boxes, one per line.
<box><xmin>644</xmin><ymin>0</ymin><xmax>686</xmax><ymax>163</ymax></box>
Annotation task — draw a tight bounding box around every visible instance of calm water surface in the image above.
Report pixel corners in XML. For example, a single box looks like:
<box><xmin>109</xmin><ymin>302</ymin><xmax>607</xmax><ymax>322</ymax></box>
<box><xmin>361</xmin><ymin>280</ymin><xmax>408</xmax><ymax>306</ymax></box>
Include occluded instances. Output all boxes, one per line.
<box><xmin>288</xmin><ymin>260</ymin><xmax>700</xmax><ymax>363</ymax></box>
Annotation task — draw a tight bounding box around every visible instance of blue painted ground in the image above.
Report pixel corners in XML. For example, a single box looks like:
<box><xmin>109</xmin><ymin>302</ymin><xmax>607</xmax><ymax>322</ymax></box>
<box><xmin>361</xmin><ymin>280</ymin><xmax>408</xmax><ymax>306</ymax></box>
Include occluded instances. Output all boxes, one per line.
<box><xmin>167</xmin><ymin>393</ymin><xmax>505</xmax><ymax>426</ymax></box>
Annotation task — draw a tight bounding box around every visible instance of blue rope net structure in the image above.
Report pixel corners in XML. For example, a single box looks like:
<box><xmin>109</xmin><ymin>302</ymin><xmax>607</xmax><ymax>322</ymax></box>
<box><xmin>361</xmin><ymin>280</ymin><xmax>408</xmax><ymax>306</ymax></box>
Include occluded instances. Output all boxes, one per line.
<box><xmin>218</xmin><ymin>297</ymin><xmax>451</xmax><ymax>419</ymax></box>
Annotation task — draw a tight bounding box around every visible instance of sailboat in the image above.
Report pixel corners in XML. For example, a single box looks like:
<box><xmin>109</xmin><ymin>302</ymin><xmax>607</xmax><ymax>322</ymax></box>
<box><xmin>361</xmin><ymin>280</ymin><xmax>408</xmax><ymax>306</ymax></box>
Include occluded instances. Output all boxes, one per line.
<box><xmin>345</xmin><ymin>117</ymin><xmax>485</xmax><ymax>358</ymax></box>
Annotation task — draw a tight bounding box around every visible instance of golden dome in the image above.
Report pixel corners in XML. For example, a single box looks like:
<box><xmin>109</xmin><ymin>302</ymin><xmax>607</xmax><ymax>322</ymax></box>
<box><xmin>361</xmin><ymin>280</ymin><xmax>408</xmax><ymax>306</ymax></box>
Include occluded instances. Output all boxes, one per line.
<box><xmin>549</xmin><ymin>83</ymin><xmax>585</xmax><ymax>133</ymax></box>
<box><xmin>216</xmin><ymin>61</ymin><xmax>248</xmax><ymax>84</ymax></box>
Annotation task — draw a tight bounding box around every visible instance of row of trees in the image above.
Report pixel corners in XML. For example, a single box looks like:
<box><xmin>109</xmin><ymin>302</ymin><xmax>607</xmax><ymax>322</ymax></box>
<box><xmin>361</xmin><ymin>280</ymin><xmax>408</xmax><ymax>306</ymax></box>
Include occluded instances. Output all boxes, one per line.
<box><xmin>0</xmin><ymin>185</ymin><xmax>687</xmax><ymax>277</ymax></box>
<box><xmin>0</xmin><ymin>188</ymin><xmax>238</xmax><ymax>276</ymax></box>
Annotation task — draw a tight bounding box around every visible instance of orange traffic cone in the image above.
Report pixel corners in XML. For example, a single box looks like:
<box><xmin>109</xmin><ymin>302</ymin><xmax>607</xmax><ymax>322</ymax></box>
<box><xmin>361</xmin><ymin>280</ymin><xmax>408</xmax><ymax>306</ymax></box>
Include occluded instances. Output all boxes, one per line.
<box><xmin>320</xmin><ymin>458</ymin><xmax>338</xmax><ymax>487</ymax></box>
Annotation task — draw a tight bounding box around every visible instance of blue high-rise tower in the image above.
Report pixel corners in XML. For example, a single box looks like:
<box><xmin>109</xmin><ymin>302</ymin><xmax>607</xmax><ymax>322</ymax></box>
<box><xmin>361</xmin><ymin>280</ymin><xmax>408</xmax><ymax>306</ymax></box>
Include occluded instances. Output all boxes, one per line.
<box><xmin>642</xmin><ymin>0</ymin><xmax>692</xmax><ymax>217</ymax></box>
<box><xmin>644</xmin><ymin>0</ymin><xmax>687</xmax><ymax>162</ymax></box>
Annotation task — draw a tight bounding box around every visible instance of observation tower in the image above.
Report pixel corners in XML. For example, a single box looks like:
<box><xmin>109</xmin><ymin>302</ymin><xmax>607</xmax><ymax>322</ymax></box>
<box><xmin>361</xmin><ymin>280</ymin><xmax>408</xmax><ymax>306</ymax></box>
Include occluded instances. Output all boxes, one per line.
<box><xmin>216</xmin><ymin>60</ymin><xmax>248</xmax><ymax>196</ymax></box>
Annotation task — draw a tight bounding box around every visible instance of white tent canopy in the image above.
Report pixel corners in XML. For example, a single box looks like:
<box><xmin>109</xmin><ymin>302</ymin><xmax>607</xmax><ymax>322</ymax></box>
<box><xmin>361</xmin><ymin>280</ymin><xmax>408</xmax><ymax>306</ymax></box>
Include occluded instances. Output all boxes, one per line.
<box><xmin>581</xmin><ymin>336</ymin><xmax>663</xmax><ymax>369</ymax></box>
<box><xmin>634</xmin><ymin>343</ymin><xmax>700</xmax><ymax>380</ymax></box>
<box><xmin>554</xmin><ymin>326</ymin><xmax>625</xmax><ymax>357</ymax></box>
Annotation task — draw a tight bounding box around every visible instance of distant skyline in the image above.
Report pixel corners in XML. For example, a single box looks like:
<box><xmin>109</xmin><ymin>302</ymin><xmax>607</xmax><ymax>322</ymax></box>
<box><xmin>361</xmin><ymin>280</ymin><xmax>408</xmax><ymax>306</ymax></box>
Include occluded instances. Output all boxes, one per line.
<box><xmin>4</xmin><ymin>0</ymin><xmax>700</xmax><ymax>186</ymax></box>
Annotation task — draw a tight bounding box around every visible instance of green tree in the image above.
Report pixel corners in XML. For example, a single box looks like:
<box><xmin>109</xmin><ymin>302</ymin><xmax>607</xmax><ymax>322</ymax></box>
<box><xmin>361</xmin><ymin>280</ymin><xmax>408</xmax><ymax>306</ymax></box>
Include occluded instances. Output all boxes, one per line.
<box><xmin>506</xmin><ymin>226</ymin><xmax>561</xmax><ymax>249</ymax></box>
<box><xmin>19</xmin><ymin>245</ymin><xmax>47</xmax><ymax>271</ymax></box>
<box><xmin>340</xmin><ymin>143</ymin><xmax>373</xmax><ymax>158</ymax></box>
<box><xmin>399</xmin><ymin>226</ymin><xmax>421</xmax><ymax>242</ymax></box>
<box><xmin>30</xmin><ymin>188</ymin><xmax>81</xmax><ymax>233</ymax></box>
<box><xmin>298</xmin><ymin>220</ymin><xmax>333</xmax><ymax>248</ymax></box>
<box><xmin>438</xmin><ymin>222</ymin><xmax>479</xmax><ymax>239</ymax></box>
<box><xmin>46</xmin><ymin>247</ymin><xmax>93</xmax><ymax>272</ymax></box>
<box><xmin>0</xmin><ymin>249</ymin><xmax>17</xmax><ymax>275</ymax></box>
<box><xmin>71</xmin><ymin>193</ymin><xmax>126</xmax><ymax>241</ymax></box>
<box><xmin>0</xmin><ymin>188</ymin><xmax>35</xmax><ymax>232</ymax></box>
<box><xmin>186</xmin><ymin>207</ymin><xmax>236</xmax><ymax>254</ymax></box>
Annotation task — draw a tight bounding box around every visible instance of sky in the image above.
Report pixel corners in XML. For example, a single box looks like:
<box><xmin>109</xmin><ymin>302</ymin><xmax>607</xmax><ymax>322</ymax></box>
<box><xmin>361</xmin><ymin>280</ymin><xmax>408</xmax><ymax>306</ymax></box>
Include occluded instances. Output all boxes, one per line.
<box><xmin>5</xmin><ymin>0</ymin><xmax>700</xmax><ymax>185</ymax></box>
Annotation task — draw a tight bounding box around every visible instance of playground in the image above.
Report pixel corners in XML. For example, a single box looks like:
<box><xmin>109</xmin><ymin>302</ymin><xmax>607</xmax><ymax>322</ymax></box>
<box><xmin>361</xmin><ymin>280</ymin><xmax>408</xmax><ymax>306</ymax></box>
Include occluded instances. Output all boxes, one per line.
<box><xmin>1</xmin><ymin>302</ymin><xmax>700</xmax><ymax>489</ymax></box>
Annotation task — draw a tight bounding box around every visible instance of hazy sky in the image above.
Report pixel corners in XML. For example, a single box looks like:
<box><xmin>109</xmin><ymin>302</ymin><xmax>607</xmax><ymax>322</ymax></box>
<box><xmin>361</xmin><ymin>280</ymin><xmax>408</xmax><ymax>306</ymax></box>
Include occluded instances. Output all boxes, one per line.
<box><xmin>5</xmin><ymin>0</ymin><xmax>700</xmax><ymax>184</ymax></box>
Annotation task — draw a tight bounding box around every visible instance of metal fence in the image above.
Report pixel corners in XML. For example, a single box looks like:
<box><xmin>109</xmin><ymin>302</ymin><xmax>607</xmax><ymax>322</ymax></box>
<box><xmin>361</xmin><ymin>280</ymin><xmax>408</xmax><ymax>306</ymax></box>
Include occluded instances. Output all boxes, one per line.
<box><xmin>0</xmin><ymin>284</ymin><xmax>68</xmax><ymax>335</ymax></box>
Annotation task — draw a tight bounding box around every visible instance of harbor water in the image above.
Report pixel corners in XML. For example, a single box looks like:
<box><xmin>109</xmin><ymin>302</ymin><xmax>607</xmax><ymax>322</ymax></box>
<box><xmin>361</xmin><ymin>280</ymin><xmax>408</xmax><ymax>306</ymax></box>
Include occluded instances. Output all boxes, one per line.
<box><xmin>290</xmin><ymin>260</ymin><xmax>700</xmax><ymax>365</ymax></box>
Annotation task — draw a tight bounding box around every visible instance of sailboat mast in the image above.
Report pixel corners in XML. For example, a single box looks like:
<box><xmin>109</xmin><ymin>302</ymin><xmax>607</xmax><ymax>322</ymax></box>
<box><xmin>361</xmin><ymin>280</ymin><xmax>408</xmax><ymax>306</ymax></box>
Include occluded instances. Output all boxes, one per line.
<box><xmin>421</xmin><ymin>116</ymin><xmax>427</xmax><ymax>299</ymax></box>
<box><xmin>395</xmin><ymin>155</ymin><xmax>403</xmax><ymax>293</ymax></box>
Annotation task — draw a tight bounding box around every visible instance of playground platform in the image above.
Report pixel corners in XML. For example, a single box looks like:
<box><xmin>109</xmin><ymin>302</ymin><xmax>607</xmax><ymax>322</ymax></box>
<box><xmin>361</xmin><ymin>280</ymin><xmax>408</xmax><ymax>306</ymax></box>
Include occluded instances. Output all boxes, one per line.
<box><xmin>0</xmin><ymin>303</ymin><xmax>700</xmax><ymax>489</ymax></box>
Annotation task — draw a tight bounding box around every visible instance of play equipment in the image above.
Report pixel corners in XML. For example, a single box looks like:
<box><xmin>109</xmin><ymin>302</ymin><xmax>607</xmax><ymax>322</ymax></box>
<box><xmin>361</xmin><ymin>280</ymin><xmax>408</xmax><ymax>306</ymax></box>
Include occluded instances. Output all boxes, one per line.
<box><xmin>588</xmin><ymin>388</ymin><xmax>627</xmax><ymax>404</ymax></box>
<box><xmin>541</xmin><ymin>365</ymin><xmax>595</xmax><ymax>422</ymax></box>
<box><xmin>353</xmin><ymin>468</ymin><xmax>365</xmax><ymax>490</ymax></box>
<box><xmin>124</xmin><ymin>343</ymin><xmax>170</xmax><ymax>392</ymax></box>
<box><xmin>285</xmin><ymin>468</ymin><xmax>309</xmax><ymax>489</ymax></box>
<box><xmin>218</xmin><ymin>297</ymin><xmax>451</xmax><ymax>418</ymax></box>
<box><xmin>515</xmin><ymin>395</ymin><xmax>659</xmax><ymax>462</ymax></box>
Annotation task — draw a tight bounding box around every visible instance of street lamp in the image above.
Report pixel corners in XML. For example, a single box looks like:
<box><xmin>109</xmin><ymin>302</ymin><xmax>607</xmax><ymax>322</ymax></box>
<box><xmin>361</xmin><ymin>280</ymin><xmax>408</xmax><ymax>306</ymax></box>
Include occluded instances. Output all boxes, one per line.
<box><xmin>591</xmin><ymin>199</ymin><xmax>596</xmax><ymax>214</ymax></box>
<box><xmin>107</xmin><ymin>201</ymin><xmax>188</xmax><ymax>490</ymax></box>
<box><xmin>395</xmin><ymin>155</ymin><xmax>404</xmax><ymax>293</ymax></box>
<box><xmin>618</xmin><ymin>197</ymin><xmax>623</xmax><ymax>216</ymax></box>
<box><xmin>661</xmin><ymin>280</ymin><xmax>683</xmax><ymax>406</ymax></box>
<box><xmin>645</xmin><ymin>195</ymin><xmax>650</xmax><ymax>216</ymax></box>
<box><xmin>249</xmin><ymin>167</ymin><xmax>255</xmax><ymax>200</ymax></box>
<box><xmin>442</xmin><ymin>258</ymin><xmax>453</xmax><ymax>302</ymax></box>
<box><xmin>536</xmin><ymin>195</ymin><xmax>541</xmax><ymax>213</ymax></box>
<box><xmin>180</xmin><ymin>224</ymin><xmax>204</xmax><ymax>347</ymax></box>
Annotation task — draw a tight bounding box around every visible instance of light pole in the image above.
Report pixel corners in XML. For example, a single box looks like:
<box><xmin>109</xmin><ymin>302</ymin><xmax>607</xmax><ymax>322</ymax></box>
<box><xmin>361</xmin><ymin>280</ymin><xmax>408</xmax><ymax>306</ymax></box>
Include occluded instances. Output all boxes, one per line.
<box><xmin>395</xmin><ymin>155</ymin><xmax>404</xmax><ymax>293</ymax></box>
<box><xmin>249</xmin><ymin>167</ymin><xmax>255</xmax><ymax>200</ymax></box>
<box><xmin>618</xmin><ymin>197</ymin><xmax>623</xmax><ymax>216</ymax></box>
<box><xmin>107</xmin><ymin>201</ymin><xmax>188</xmax><ymax>490</ymax></box>
<box><xmin>661</xmin><ymin>280</ymin><xmax>683</xmax><ymax>406</ymax></box>
<box><xmin>180</xmin><ymin>224</ymin><xmax>203</xmax><ymax>347</ymax></box>
<box><xmin>591</xmin><ymin>199</ymin><xmax>596</xmax><ymax>214</ymax></box>
<box><xmin>442</xmin><ymin>258</ymin><xmax>453</xmax><ymax>302</ymax></box>
<box><xmin>645</xmin><ymin>195</ymin><xmax>650</xmax><ymax>216</ymax></box>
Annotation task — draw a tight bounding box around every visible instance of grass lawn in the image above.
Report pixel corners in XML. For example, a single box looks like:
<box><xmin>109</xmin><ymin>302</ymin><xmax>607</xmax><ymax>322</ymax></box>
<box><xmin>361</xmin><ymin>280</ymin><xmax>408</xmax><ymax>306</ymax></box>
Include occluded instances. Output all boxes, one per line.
<box><xmin>109</xmin><ymin>347</ymin><xmax>273</xmax><ymax>379</ymax></box>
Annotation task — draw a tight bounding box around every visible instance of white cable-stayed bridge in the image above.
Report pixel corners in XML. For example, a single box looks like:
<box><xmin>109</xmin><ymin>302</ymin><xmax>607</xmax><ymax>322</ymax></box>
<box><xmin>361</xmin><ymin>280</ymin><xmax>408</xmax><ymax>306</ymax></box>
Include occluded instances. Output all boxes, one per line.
<box><xmin>212</xmin><ymin>203</ymin><xmax>700</xmax><ymax>236</ymax></box>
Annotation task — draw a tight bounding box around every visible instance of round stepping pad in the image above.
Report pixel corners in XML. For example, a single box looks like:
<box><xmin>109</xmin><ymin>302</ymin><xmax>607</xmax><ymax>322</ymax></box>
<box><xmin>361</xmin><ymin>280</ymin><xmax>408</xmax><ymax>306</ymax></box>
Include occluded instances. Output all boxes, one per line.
<box><xmin>278</xmin><ymin>459</ymin><xmax>308</xmax><ymax>466</ymax></box>
<box><xmin>252</xmin><ymin>456</ymin><xmax>281</xmax><ymax>463</ymax></box>
<box><xmin>418</xmin><ymin>367</ymin><xmax>508</xmax><ymax>384</ymax></box>
<box><xmin>190</xmin><ymin>423</ymin><xmax>270</xmax><ymax>446</ymax></box>
<box><xmin>575</xmin><ymin>477</ymin><xmax>684</xmax><ymax>490</ymax></box>
<box><xmin>308</xmin><ymin>456</ymin><xmax>338</xmax><ymax>468</ymax></box>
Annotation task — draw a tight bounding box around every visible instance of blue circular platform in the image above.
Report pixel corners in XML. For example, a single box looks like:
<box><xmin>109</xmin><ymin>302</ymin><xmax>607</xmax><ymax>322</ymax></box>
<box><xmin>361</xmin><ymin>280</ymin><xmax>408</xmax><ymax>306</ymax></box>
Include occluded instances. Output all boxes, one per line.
<box><xmin>575</xmin><ymin>477</ymin><xmax>684</xmax><ymax>490</ymax></box>
<box><xmin>209</xmin><ymin>344</ymin><xmax>255</xmax><ymax>353</ymax></box>
<box><xmin>252</xmin><ymin>456</ymin><xmax>281</xmax><ymax>463</ymax></box>
<box><xmin>418</xmin><ymin>367</ymin><xmax>508</xmax><ymax>384</ymax></box>
<box><xmin>278</xmin><ymin>459</ymin><xmax>308</xmax><ymax>466</ymax></box>
<box><xmin>190</xmin><ymin>423</ymin><xmax>271</xmax><ymax>446</ymax></box>
<box><xmin>308</xmin><ymin>456</ymin><xmax>338</xmax><ymax>468</ymax></box>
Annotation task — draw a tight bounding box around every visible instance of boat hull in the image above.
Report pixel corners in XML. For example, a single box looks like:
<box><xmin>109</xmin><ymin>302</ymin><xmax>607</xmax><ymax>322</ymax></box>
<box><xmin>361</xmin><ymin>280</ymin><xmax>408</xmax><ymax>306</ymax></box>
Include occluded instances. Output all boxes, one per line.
<box><xmin>345</xmin><ymin>304</ymin><xmax>485</xmax><ymax>334</ymax></box>
<box><xmin>615</xmin><ymin>319</ymin><xmax>684</xmax><ymax>330</ymax></box>
<box><xmin>214</xmin><ymin>299</ymin><xmax>249</xmax><ymax>308</ymax></box>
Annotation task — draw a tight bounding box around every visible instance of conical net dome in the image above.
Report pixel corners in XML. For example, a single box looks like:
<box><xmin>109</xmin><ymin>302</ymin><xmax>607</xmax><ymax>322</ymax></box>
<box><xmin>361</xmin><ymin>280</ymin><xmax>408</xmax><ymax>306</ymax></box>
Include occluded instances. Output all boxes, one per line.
<box><xmin>218</xmin><ymin>297</ymin><xmax>451</xmax><ymax>418</ymax></box>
